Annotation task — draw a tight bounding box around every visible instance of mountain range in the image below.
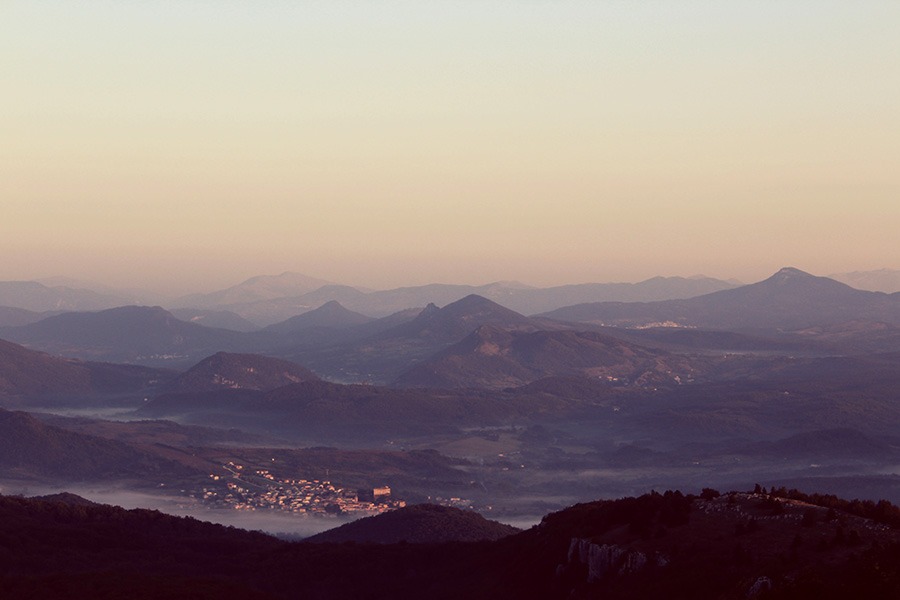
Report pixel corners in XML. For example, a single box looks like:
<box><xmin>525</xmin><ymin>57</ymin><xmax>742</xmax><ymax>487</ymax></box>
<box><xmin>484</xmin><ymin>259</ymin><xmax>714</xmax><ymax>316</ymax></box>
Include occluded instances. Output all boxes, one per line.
<box><xmin>168</xmin><ymin>274</ymin><xmax>739</xmax><ymax>325</ymax></box>
<box><xmin>0</xmin><ymin>305</ymin><xmax>253</xmax><ymax>367</ymax></box>
<box><xmin>0</xmin><ymin>280</ymin><xmax>141</xmax><ymax>313</ymax></box>
<box><xmin>4</xmin><ymin>282</ymin><xmax>900</xmax><ymax>552</ymax></box>
<box><xmin>282</xmin><ymin>294</ymin><xmax>556</xmax><ymax>383</ymax></box>
<box><xmin>4</xmin><ymin>268</ymin><xmax>897</xmax><ymax>326</ymax></box>
<box><xmin>5</xmin><ymin>268</ymin><xmax>900</xmax><ymax>387</ymax></box>
<box><xmin>173</xmin><ymin>271</ymin><xmax>333</xmax><ymax>310</ymax></box>
<box><xmin>541</xmin><ymin>267</ymin><xmax>900</xmax><ymax>331</ymax></box>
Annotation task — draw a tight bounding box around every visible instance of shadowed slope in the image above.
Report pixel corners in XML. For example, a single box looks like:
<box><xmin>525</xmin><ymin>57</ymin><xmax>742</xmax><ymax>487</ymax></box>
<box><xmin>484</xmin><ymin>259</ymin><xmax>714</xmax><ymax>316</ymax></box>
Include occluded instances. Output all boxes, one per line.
<box><xmin>306</xmin><ymin>503</ymin><xmax>520</xmax><ymax>544</ymax></box>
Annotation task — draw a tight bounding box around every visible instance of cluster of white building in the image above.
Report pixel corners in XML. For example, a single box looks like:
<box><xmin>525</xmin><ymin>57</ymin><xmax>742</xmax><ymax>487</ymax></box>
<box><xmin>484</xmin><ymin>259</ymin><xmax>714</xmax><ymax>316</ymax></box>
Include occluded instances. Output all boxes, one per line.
<box><xmin>196</xmin><ymin>464</ymin><xmax>405</xmax><ymax>516</ymax></box>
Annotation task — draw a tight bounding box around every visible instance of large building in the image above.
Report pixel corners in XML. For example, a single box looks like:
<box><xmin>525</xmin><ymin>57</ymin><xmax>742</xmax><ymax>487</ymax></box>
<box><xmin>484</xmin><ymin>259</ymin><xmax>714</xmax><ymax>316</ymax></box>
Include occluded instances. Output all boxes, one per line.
<box><xmin>357</xmin><ymin>486</ymin><xmax>391</xmax><ymax>503</ymax></box>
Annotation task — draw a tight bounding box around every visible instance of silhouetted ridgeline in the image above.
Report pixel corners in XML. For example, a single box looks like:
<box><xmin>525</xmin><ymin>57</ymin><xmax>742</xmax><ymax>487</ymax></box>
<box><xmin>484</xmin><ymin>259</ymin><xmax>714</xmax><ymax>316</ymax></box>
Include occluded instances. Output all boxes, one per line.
<box><xmin>541</xmin><ymin>267</ymin><xmax>900</xmax><ymax>330</ymax></box>
<box><xmin>2</xmin><ymin>490</ymin><xmax>900</xmax><ymax>599</ymax></box>
<box><xmin>305</xmin><ymin>503</ymin><xmax>520</xmax><ymax>544</ymax></box>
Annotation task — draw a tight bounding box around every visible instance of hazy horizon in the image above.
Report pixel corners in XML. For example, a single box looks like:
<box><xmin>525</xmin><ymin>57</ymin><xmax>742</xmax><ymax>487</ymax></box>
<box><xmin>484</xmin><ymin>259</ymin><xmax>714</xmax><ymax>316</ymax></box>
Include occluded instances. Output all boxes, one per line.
<box><xmin>5</xmin><ymin>264</ymin><xmax>900</xmax><ymax>300</ymax></box>
<box><xmin>3</xmin><ymin>2</ymin><xmax>898</xmax><ymax>295</ymax></box>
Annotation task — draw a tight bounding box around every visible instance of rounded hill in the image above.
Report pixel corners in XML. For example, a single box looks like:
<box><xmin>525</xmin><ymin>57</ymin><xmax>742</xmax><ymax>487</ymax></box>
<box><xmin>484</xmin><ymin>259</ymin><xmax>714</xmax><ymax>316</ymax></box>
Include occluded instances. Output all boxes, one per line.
<box><xmin>305</xmin><ymin>503</ymin><xmax>520</xmax><ymax>544</ymax></box>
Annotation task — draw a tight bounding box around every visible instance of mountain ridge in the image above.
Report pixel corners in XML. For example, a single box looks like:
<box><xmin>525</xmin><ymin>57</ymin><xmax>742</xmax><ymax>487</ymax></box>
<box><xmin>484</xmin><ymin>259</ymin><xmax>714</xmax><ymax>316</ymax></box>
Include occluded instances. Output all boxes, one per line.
<box><xmin>393</xmin><ymin>324</ymin><xmax>697</xmax><ymax>390</ymax></box>
<box><xmin>541</xmin><ymin>267</ymin><xmax>900</xmax><ymax>331</ymax></box>
<box><xmin>306</xmin><ymin>503</ymin><xmax>520</xmax><ymax>544</ymax></box>
<box><xmin>0</xmin><ymin>337</ymin><xmax>166</xmax><ymax>399</ymax></box>
<box><xmin>176</xmin><ymin>275</ymin><xmax>739</xmax><ymax>323</ymax></box>
<box><xmin>2</xmin><ymin>489</ymin><xmax>899</xmax><ymax>599</ymax></box>
<box><xmin>0</xmin><ymin>306</ymin><xmax>254</xmax><ymax>366</ymax></box>
<box><xmin>0</xmin><ymin>280</ymin><xmax>137</xmax><ymax>312</ymax></box>
<box><xmin>0</xmin><ymin>408</ymin><xmax>195</xmax><ymax>479</ymax></box>
<box><xmin>264</xmin><ymin>300</ymin><xmax>374</xmax><ymax>334</ymax></box>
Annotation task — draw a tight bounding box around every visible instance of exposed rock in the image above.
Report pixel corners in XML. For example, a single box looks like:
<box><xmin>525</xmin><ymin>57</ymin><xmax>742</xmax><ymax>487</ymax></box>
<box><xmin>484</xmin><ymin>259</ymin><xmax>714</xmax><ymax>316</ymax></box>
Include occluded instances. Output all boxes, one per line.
<box><xmin>746</xmin><ymin>575</ymin><xmax>773</xmax><ymax>597</ymax></box>
<box><xmin>566</xmin><ymin>538</ymin><xmax>668</xmax><ymax>582</ymax></box>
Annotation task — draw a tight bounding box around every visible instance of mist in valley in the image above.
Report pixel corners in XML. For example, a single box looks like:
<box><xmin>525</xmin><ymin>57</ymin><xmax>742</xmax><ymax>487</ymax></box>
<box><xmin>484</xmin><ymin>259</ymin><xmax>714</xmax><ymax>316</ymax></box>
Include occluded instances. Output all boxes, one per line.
<box><xmin>1</xmin><ymin>481</ymin><xmax>361</xmax><ymax>539</ymax></box>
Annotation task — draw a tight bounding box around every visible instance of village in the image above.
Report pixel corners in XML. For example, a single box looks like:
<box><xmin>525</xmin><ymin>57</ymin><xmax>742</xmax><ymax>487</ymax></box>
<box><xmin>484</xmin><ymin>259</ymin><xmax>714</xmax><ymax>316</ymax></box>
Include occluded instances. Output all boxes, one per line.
<box><xmin>195</xmin><ymin>462</ymin><xmax>406</xmax><ymax>516</ymax></box>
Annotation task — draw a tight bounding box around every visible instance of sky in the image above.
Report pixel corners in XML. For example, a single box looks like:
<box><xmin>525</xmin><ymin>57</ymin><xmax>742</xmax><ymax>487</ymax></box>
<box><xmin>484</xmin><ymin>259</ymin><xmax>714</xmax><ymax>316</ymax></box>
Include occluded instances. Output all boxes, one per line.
<box><xmin>2</xmin><ymin>1</ymin><xmax>899</xmax><ymax>294</ymax></box>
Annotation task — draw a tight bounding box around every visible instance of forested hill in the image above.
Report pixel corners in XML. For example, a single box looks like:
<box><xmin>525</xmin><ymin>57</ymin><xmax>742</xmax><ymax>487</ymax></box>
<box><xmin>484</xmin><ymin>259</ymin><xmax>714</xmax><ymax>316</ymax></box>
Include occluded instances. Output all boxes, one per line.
<box><xmin>2</xmin><ymin>489</ymin><xmax>900</xmax><ymax>599</ymax></box>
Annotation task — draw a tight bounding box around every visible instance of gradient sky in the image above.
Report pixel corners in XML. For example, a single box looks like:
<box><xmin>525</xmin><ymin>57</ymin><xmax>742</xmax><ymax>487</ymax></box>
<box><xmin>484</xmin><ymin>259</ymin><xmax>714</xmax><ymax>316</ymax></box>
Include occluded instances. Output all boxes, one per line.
<box><xmin>3</xmin><ymin>1</ymin><xmax>899</xmax><ymax>294</ymax></box>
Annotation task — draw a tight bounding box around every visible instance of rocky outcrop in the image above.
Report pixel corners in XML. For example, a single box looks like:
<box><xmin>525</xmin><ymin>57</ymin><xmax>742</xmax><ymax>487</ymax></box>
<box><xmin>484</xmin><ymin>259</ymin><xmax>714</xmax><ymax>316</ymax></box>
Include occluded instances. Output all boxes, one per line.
<box><xmin>746</xmin><ymin>575</ymin><xmax>773</xmax><ymax>597</ymax></box>
<box><xmin>565</xmin><ymin>538</ymin><xmax>669</xmax><ymax>582</ymax></box>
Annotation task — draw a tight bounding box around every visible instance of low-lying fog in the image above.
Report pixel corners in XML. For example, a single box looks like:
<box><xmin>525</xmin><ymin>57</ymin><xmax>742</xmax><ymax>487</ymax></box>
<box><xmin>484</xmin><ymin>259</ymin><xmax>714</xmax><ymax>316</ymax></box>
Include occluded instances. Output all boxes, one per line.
<box><xmin>2</xmin><ymin>479</ymin><xmax>547</xmax><ymax>536</ymax></box>
<box><xmin>28</xmin><ymin>406</ymin><xmax>142</xmax><ymax>421</ymax></box>
<box><xmin>1</xmin><ymin>482</ymin><xmax>361</xmax><ymax>539</ymax></box>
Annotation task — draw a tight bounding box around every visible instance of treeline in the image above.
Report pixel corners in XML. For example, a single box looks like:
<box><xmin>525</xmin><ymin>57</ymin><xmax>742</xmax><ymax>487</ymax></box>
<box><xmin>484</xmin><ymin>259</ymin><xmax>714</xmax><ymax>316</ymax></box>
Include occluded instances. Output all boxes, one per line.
<box><xmin>3</xmin><ymin>489</ymin><xmax>900</xmax><ymax>599</ymax></box>
<box><xmin>539</xmin><ymin>489</ymin><xmax>693</xmax><ymax>539</ymax></box>
<box><xmin>759</xmin><ymin>485</ymin><xmax>900</xmax><ymax>528</ymax></box>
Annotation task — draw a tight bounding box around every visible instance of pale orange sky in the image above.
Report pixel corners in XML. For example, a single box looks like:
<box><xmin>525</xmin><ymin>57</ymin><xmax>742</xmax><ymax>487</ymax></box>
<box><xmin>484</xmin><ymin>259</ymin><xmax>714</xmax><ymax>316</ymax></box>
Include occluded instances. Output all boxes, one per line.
<box><xmin>2</xmin><ymin>1</ymin><xmax>898</xmax><ymax>294</ymax></box>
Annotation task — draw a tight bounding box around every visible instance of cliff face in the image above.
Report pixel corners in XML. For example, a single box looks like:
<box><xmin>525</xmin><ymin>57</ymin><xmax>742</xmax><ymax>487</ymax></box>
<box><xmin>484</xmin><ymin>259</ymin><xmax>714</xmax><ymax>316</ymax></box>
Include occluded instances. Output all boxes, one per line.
<box><xmin>564</xmin><ymin>538</ymin><xmax>669</xmax><ymax>582</ymax></box>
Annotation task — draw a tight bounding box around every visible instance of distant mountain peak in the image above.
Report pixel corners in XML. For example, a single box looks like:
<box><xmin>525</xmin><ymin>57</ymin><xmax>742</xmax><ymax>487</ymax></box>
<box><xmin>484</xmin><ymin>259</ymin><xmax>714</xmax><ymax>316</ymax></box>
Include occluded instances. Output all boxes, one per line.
<box><xmin>449</xmin><ymin>293</ymin><xmax>491</xmax><ymax>307</ymax></box>
<box><xmin>316</xmin><ymin>299</ymin><xmax>349</xmax><ymax>311</ymax></box>
<box><xmin>264</xmin><ymin>299</ymin><xmax>373</xmax><ymax>333</ymax></box>
<box><xmin>286</xmin><ymin>298</ymin><xmax>373</xmax><ymax>324</ymax></box>
<box><xmin>442</xmin><ymin>294</ymin><xmax>514</xmax><ymax>314</ymax></box>
<box><xmin>367</xmin><ymin>294</ymin><xmax>537</xmax><ymax>357</ymax></box>
<box><xmin>173</xmin><ymin>271</ymin><xmax>333</xmax><ymax>309</ymax></box>
<box><xmin>425</xmin><ymin>295</ymin><xmax>535</xmax><ymax>329</ymax></box>
<box><xmin>770</xmin><ymin>267</ymin><xmax>814</xmax><ymax>280</ymax></box>
<box><xmin>759</xmin><ymin>268</ymin><xmax>857</xmax><ymax>293</ymax></box>
<box><xmin>0</xmin><ymin>280</ymin><xmax>137</xmax><ymax>312</ymax></box>
<box><xmin>542</xmin><ymin>266</ymin><xmax>900</xmax><ymax>331</ymax></box>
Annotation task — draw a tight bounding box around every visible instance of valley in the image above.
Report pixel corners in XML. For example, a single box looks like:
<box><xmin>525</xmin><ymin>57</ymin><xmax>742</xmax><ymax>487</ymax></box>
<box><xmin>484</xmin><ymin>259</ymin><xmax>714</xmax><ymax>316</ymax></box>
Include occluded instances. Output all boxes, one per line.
<box><xmin>2</xmin><ymin>268</ymin><xmax>900</xmax><ymax>529</ymax></box>
<box><xmin>2</xmin><ymin>267</ymin><xmax>900</xmax><ymax>597</ymax></box>
<box><xmin>7</xmin><ymin>3</ymin><xmax>898</xmax><ymax>594</ymax></box>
